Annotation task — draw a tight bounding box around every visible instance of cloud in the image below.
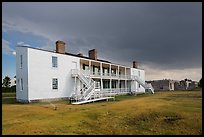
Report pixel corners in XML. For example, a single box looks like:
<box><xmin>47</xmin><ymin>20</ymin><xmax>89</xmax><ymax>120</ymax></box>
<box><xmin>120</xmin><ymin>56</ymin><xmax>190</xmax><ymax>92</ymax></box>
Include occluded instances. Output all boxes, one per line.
<box><xmin>143</xmin><ymin>64</ymin><xmax>202</xmax><ymax>81</ymax></box>
<box><xmin>2</xmin><ymin>16</ymin><xmax>57</xmax><ymax>42</ymax></box>
<box><xmin>17</xmin><ymin>41</ymin><xmax>31</xmax><ymax>47</ymax></box>
<box><xmin>2</xmin><ymin>39</ymin><xmax>16</xmax><ymax>56</ymax></box>
<box><xmin>2</xmin><ymin>2</ymin><xmax>202</xmax><ymax>81</ymax></box>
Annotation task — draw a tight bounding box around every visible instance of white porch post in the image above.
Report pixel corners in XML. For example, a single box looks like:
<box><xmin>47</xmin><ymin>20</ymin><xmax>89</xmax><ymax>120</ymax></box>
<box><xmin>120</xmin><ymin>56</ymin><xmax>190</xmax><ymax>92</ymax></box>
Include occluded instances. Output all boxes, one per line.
<box><xmin>109</xmin><ymin>64</ymin><xmax>112</xmax><ymax>95</ymax></box>
<box><xmin>117</xmin><ymin>66</ymin><xmax>119</xmax><ymax>77</ymax></box>
<box><xmin>137</xmin><ymin>82</ymin><xmax>139</xmax><ymax>92</ymax></box>
<box><xmin>100</xmin><ymin>62</ymin><xmax>102</xmax><ymax>77</ymax></box>
<box><xmin>109</xmin><ymin>64</ymin><xmax>111</xmax><ymax>77</ymax></box>
<box><xmin>100</xmin><ymin>62</ymin><xmax>103</xmax><ymax>97</ymax></box>
<box><xmin>89</xmin><ymin>60</ymin><xmax>91</xmax><ymax>76</ymax></box>
<box><xmin>117</xmin><ymin>66</ymin><xmax>120</xmax><ymax>93</ymax></box>
<box><xmin>74</xmin><ymin>76</ymin><xmax>77</xmax><ymax>101</ymax></box>
<box><xmin>125</xmin><ymin>67</ymin><xmax>126</xmax><ymax>79</ymax></box>
<box><xmin>125</xmin><ymin>67</ymin><xmax>127</xmax><ymax>92</ymax></box>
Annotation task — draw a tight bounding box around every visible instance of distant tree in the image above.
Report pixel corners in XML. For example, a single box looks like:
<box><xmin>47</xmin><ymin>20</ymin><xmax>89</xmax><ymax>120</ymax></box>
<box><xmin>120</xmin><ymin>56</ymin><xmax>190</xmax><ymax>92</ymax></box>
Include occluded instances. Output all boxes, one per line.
<box><xmin>10</xmin><ymin>85</ymin><xmax>16</xmax><ymax>92</ymax></box>
<box><xmin>2</xmin><ymin>76</ymin><xmax>11</xmax><ymax>88</ymax></box>
<box><xmin>14</xmin><ymin>75</ymin><xmax>16</xmax><ymax>84</ymax></box>
<box><xmin>198</xmin><ymin>78</ymin><xmax>202</xmax><ymax>88</ymax></box>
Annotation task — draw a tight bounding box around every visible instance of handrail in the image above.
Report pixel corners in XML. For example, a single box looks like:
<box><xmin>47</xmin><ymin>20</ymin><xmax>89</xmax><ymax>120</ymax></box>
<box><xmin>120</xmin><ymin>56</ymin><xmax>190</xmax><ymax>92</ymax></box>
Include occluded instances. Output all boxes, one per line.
<box><xmin>84</xmin><ymin>82</ymin><xmax>95</xmax><ymax>100</ymax></box>
<box><xmin>71</xmin><ymin>69</ymin><xmax>96</xmax><ymax>101</ymax></box>
<box><xmin>131</xmin><ymin>75</ymin><xmax>154</xmax><ymax>94</ymax></box>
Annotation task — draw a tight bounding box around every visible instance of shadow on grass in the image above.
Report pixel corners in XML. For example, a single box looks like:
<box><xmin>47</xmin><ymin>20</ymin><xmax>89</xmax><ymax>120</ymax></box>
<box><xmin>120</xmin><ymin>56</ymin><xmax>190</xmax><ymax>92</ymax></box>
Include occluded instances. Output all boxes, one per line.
<box><xmin>2</xmin><ymin>92</ymin><xmax>20</xmax><ymax>104</ymax></box>
<box><xmin>1</xmin><ymin>93</ymin><xmax>151</xmax><ymax>105</ymax></box>
<box><xmin>114</xmin><ymin>93</ymin><xmax>150</xmax><ymax>101</ymax></box>
<box><xmin>2</xmin><ymin>92</ymin><xmax>16</xmax><ymax>98</ymax></box>
<box><xmin>2</xmin><ymin>97</ymin><xmax>71</xmax><ymax>105</ymax></box>
<box><xmin>2</xmin><ymin>97</ymin><xmax>21</xmax><ymax>104</ymax></box>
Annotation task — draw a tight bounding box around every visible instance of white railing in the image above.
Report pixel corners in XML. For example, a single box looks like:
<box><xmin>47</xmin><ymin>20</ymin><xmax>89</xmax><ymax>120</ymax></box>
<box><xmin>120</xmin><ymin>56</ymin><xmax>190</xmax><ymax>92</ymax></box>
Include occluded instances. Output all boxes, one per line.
<box><xmin>71</xmin><ymin>69</ymin><xmax>95</xmax><ymax>101</ymax></box>
<box><xmin>72</xmin><ymin>69</ymin><xmax>88</xmax><ymax>84</ymax></box>
<box><xmin>131</xmin><ymin>75</ymin><xmax>154</xmax><ymax>94</ymax></box>
<box><xmin>79</xmin><ymin>83</ymin><xmax>94</xmax><ymax>100</ymax></box>
<box><xmin>145</xmin><ymin>83</ymin><xmax>154</xmax><ymax>94</ymax></box>
<box><xmin>79</xmin><ymin>70</ymin><xmax>94</xmax><ymax>86</ymax></box>
<box><xmin>81</xmin><ymin>70</ymin><xmax>90</xmax><ymax>76</ymax></box>
<box><xmin>91</xmin><ymin>72</ymin><xmax>101</xmax><ymax>77</ymax></box>
<box><xmin>80</xmin><ymin>69</ymin><xmax>132</xmax><ymax>79</ymax></box>
<box><xmin>83</xmin><ymin>82</ymin><xmax>95</xmax><ymax>100</ymax></box>
<box><xmin>111</xmin><ymin>73</ymin><xmax>117</xmax><ymax>77</ymax></box>
<box><xmin>102</xmin><ymin>88</ymin><xmax>130</xmax><ymax>95</ymax></box>
<box><xmin>132</xmin><ymin>75</ymin><xmax>146</xmax><ymax>87</ymax></box>
<box><xmin>72</xmin><ymin>68</ymin><xmax>154</xmax><ymax>102</ymax></box>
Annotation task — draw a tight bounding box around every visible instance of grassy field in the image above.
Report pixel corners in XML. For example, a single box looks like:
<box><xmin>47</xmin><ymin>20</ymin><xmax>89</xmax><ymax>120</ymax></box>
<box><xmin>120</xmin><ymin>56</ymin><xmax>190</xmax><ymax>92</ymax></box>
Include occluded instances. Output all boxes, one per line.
<box><xmin>2</xmin><ymin>90</ymin><xmax>202</xmax><ymax>135</ymax></box>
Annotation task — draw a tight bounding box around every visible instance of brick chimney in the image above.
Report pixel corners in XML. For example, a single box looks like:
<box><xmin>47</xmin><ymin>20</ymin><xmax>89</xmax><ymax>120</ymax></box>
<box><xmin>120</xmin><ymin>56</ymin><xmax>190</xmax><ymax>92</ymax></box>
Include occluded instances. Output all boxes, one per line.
<box><xmin>133</xmin><ymin>61</ymin><xmax>139</xmax><ymax>68</ymax></box>
<box><xmin>56</xmin><ymin>40</ymin><xmax>65</xmax><ymax>54</ymax></box>
<box><xmin>88</xmin><ymin>49</ymin><xmax>97</xmax><ymax>60</ymax></box>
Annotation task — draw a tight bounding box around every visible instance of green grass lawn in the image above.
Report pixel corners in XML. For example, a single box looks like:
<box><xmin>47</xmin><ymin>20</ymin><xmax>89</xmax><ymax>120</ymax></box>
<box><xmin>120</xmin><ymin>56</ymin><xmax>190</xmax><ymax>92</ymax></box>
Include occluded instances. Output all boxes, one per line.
<box><xmin>2</xmin><ymin>90</ymin><xmax>202</xmax><ymax>135</ymax></box>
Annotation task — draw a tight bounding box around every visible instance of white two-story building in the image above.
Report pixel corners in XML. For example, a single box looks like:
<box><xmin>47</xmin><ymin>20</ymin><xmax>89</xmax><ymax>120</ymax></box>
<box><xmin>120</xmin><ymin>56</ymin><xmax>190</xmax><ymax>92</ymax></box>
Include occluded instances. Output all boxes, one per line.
<box><xmin>16</xmin><ymin>40</ymin><xmax>154</xmax><ymax>104</ymax></box>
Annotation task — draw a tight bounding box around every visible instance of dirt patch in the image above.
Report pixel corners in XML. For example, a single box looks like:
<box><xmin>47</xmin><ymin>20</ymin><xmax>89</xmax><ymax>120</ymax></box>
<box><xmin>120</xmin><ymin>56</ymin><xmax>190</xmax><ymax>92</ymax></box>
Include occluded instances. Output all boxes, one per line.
<box><xmin>163</xmin><ymin>115</ymin><xmax>183</xmax><ymax>124</ymax></box>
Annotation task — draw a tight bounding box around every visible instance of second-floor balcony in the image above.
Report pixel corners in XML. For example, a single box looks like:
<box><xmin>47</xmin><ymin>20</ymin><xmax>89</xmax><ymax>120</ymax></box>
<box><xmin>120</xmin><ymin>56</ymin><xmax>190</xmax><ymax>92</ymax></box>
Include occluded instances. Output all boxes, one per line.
<box><xmin>81</xmin><ymin>69</ymin><xmax>131</xmax><ymax>80</ymax></box>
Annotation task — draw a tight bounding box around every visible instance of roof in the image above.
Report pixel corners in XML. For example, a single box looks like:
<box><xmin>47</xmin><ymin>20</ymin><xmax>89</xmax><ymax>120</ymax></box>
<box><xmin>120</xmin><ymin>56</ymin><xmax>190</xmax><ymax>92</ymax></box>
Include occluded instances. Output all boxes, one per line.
<box><xmin>65</xmin><ymin>52</ymin><xmax>111</xmax><ymax>63</ymax></box>
<box><xmin>16</xmin><ymin>45</ymin><xmax>144</xmax><ymax>69</ymax></box>
<box><xmin>16</xmin><ymin>45</ymin><xmax>112</xmax><ymax>64</ymax></box>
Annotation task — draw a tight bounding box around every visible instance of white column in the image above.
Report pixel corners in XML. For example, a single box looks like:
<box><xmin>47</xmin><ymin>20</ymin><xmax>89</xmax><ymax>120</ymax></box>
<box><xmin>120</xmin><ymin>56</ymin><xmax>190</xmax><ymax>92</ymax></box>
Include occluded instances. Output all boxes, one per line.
<box><xmin>125</xmin><ymin>67</ymin><xmax>127</xmax><ymax>92</ymax></box>
<box><xmin>101</xmin><ymin>79</ymin><xmax>103</xmax><ymax>89</ymax></box>
<box><xmin>137</xmin><ymin>82</ymin><xmax>139</xmax><ymax>92</ymax></box>
<box><xmin>110</xmin><ymin>79</ymin><xmax>112</xmax><ymax>93</ymax></box>
<box><xmin>117</xmin><ymin>66</ymin><xmax>119</xmax><ymax>77</ymax></box>
<box><xmin>109</xmin><ymin>64</ymin><xmax>112</xmax><ymax>95</ymax></box>
<box><xmin>109</xmin><ymin>64</ymin><xmax>111</xmax><ymax>77</ymax></box>
<box><xmin>100</xmin><ymin>63</ymin><xmax>103</xmax><ymax>95</ymax></box>
<box><xmin>89</xmin><ymin>60</ymin><xmax>91</xmax><ymax>76</ymax></box>
<box><xmin>74</xmin><ymin>76</ymin><xmax>77</xmax><ymax>101</ymax></box>
<box><xmin>100</xmin><ymin>62</ymin><xmax>102</xmax><ymax>76</ymax></box>
<box><xmin>117</xmin><ymin>65</ymin><xmax>120</xmax><ymax>93</ymax></box>
<box><xmin>125</xmin><ymin>67</ymin><xmax>126</xmax><ymax>79</ymax></box>
<box><xmin>118</xmin><ymin>80</ymin><xmax>120</xmax><ymax>93</ymax></box>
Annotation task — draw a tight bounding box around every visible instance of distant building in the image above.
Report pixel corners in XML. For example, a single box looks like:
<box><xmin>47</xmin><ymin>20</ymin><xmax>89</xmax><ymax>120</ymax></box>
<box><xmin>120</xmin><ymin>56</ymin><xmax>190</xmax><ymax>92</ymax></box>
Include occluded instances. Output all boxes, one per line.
<box><xmin>147</xmin><ymin>78</ymin><xmax>198</xmax><ymax>91</ymax></box>
<box><xmin>10</xmin><ymin>77</ymin><xmax>16</xmax><ymax>87</ymax></box>
<box><xmin>174</xmin><ymin>79</ymin><xmax>198</xmax><ymax>90</ymax></box>
<box><xmin>146</xmin><ymin>79</ymin><xmax>175</xmax><ymax>91</ymax></box>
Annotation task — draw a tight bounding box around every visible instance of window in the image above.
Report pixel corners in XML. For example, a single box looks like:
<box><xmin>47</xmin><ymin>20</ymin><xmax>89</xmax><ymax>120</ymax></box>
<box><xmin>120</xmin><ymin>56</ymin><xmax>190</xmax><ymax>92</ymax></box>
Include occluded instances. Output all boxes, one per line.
<box><xmin>20</xmin><ymin>78</ymin><xmax>23</xmax><ymax>91</ymax></box>
<box><xmin>103</xmin><ymin>80</ymin><xmax>110</xmax><ymax>88</ymax></box>
<box><xmin>112</xmin><ymin>81</ymin><xmax>116</xmax><ymax>88</ymax></box>
<box><xmin>111</xmin><ymin>69</ymin><xmax>116</xmax><ymax>74</ymax></box>
<box><xmin>20</xmin><ymin>55</ymin><xmax>23</xmax><ymax>68</ymax></box>
<box><xmin>139</xmin><ymin>84</ymin><xmax>140</xmax><ymax>88</ymax></box>
<box><xmin>52</xmin><ymin>78</ymin><xmax>58</xmax><ymax>89</ymax></box>
<box><xmin>84</xmin><ymin>65</ymin><xmax>89</xmax><ymax>71</ymax></box>
<box><xmin>52</xmin><ymin>56</ymin><xmax>58</xmax><ymax>68</ymax></box>
<box><xmin>104</xmin><ymin>69</ymin><xmax>108</xmax><ymax>76</ymax></box>
<box><xmin>94</xmin><ymin>67</ymin><xmax>99</xmax><ymax>75</ymax></box>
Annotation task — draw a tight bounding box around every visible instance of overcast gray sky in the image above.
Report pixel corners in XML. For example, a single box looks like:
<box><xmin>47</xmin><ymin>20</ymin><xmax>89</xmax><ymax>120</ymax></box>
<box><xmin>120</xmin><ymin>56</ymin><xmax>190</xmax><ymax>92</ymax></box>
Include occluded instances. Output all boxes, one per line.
<box><xmin>2</xmin><ymin>2</ymin><xmax>202</xmax><ymax>81</ymax></box>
